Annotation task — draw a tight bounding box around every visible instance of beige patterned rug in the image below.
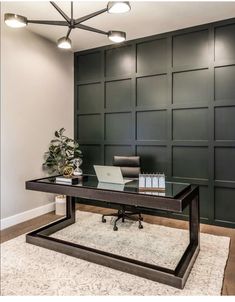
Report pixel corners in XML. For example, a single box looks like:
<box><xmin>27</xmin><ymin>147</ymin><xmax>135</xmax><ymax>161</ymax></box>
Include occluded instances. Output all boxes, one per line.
<box><xmin>1</xmin><ymin>210</ymin><xmax>230</xmax><ymax>296</ymax></box>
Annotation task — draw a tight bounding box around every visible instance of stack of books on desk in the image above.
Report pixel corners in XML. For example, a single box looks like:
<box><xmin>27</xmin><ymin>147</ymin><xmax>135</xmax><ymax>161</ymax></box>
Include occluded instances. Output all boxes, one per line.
<box><xmin>56</xmin><ymin>175</ymin><xmax>82</xmax><ymax>185</ymax></box>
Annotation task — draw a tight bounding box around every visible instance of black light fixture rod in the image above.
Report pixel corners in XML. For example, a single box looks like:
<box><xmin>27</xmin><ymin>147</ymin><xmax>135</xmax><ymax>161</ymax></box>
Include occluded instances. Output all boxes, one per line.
<box><xmin>27</xmin><ymin>20</ymin><xmax>68</xmax><ymax>26</ymax></box>
<box><xmin>74</xmin><ymin>8</ymin><xmax>107</xmax><ymax>25</ymax></box>
<box><xmin>50</xmin><ymin>1</ymin><xmax>70</xmax><ymax>23</ymax></box>
<box><xmin>75</xmin><ymin>23</ymin><xmax>108</xmax><ymax>36</ymax></box>
<box><xmin>66</xmin><ymin>27</ymin><xmax>72</xmax><ymax>39</ymax></box>
<box><xmin>71</xmin><ymin>2</ymin><xmax>73</xmax><ymax>20</ymax></box>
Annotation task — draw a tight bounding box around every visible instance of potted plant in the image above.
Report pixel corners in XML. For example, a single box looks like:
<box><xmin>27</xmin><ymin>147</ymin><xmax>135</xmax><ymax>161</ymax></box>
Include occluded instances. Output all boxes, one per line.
<box><xmin>43</xmin><ymin>127</ymin><xmax>82</xmax><ymax>175</ymax></box>
<box><xmin>43</xmin><ymin>128</ymin><xmax>82</xmax><ymax>215</ymax></box>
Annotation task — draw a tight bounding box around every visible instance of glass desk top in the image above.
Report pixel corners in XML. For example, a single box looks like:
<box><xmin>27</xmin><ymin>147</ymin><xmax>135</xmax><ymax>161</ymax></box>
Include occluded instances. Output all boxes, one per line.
<box><xmin>37</xmin><ymin>175</ymin><xmax>191</xmax><ymax>199</ymax></box>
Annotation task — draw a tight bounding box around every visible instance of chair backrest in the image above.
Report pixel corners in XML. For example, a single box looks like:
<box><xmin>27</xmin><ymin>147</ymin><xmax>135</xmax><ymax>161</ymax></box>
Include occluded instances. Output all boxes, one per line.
<box><xmin>113</xmin><ymin>156</ymin><xmax>141</xmax><ymax>178</ymax></box>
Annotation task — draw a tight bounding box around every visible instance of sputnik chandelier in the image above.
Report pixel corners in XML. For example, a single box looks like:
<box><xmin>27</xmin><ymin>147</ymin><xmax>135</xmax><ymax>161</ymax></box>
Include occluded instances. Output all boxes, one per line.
<box><xmin>4</xmin><ymin>1</ymin><xmax>131</xmax><ymax>49</ymax></box>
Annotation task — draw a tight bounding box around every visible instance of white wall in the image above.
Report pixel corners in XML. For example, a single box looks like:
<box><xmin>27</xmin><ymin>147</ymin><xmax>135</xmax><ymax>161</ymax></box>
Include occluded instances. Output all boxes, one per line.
<box><xmin>0</xmin><ymin>6</ymin><xmax>73</xmax><ymax>225</ymax></box>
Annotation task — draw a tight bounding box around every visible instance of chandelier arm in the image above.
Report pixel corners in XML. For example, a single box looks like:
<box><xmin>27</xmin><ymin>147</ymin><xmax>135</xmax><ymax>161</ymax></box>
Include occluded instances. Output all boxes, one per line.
<box><xmin>66</xmin><ymin>27</ymin><xmax>72</xmax><ymax>39</ymax></box>
<box><xmin>74</xmin><ymin>8</ymin><xmax>107</xmax><ymax>25</ymax></box>
<box><xmin>75</xmin><ymin>23</ymin><xmax>108</xmax><ymax>36</ymax></box>
<box><xmin>27</xmin><ymin>20</ymin><xmax>68</xmax><ymax>26</ymax></box>
<box><xmin>50</xmin><ymin>1</ymin><xmax>70</xmax><ymax>24</ymax></box>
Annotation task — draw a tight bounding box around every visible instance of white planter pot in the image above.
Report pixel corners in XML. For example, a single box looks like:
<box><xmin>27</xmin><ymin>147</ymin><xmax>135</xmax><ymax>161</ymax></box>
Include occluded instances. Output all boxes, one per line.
<box><xmin>55</xmin><ymin>195</ymin><xmax>66</xmax><ymax>216</ymax></box>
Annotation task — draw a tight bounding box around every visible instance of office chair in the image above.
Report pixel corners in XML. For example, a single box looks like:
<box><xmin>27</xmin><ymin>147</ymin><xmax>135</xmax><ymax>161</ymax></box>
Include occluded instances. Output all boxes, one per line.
<box><xmin>101</xmin><ymin>156</ymin><xmax>143</xmax><ymax>231</ymax></box>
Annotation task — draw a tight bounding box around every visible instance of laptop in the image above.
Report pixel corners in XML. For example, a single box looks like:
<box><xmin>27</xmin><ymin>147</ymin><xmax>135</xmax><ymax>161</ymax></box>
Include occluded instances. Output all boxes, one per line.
<box><xmin>94</xmin><ymin>165</ymin><xmax>133</xmax><ymax>185</ymax></box>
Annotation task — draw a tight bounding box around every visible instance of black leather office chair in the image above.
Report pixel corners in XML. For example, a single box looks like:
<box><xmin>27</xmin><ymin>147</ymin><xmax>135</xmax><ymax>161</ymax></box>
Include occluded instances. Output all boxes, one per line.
<box><xmin>101</xmin><ymin>156</ymin><xmax>143</xmax><ymax>231</ymax></box>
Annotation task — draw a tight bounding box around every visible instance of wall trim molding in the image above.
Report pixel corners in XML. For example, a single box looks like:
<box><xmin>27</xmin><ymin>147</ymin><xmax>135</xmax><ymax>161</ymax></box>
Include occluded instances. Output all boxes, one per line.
<box><xmin>74</xmin><ymin>17</ymin><xmax>235</xmax><ymax>228</ymax></box>
<box><xmin>0</xmin><ymin>202</ymin><xmax>55</xmax><ymax>230</ymax></box>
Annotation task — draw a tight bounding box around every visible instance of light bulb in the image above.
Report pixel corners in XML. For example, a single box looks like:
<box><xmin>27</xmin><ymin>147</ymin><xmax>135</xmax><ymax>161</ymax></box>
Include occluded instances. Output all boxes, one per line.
<box><xmin>108</xmin><ymin>31</ymin><xmax>126</xmax><ymax>43</ymax></box>
<box><xmin>107</xmin><ymin>2</ymin><xmax>131</xmax><ymax>14</ymax></box>
<box><xmin>57</xmin><ymin>37</ymin><xmax>72</xmax><ymax>49</ymax></box>
<box><xmin>4</xmin><ymin>13</ymin><xmax>27</xmax><ymax>28</ymax></box>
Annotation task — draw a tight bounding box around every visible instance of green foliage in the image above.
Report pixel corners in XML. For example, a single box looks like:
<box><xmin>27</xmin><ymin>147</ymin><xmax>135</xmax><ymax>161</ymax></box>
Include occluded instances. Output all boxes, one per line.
<box><xmin>43</xmin><ymin>128</ymin><xmax>82</xmax><ymax>175</ymax></box>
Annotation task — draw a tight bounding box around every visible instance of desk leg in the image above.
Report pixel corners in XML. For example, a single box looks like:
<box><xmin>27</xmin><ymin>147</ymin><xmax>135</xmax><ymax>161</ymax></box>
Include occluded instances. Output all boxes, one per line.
<box><xmin>66</xmin><ymin>196</ymin><xmax>76</xmax><ymax>222</ymax></box>
<box><xmin>175</xmin><ymin>186</ymin><xmax>200</xmax><ymax>288</ymax></box>
<box><xmin>189</xmin><ymin>187</ymin><xmax>200</xmax><ymax>245</ymax></box>
<box><xmin>26</xmin><ymin>196</ymin><xmax>75</xmax><ymax>238</ymax></box>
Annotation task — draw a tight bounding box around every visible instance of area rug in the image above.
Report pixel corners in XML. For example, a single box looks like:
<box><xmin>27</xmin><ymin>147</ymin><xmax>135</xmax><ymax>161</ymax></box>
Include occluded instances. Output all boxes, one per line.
<box><xmin>0</xmin><ymin>210</ymin><xmax>230</xmax><ymax>296</ymax></box>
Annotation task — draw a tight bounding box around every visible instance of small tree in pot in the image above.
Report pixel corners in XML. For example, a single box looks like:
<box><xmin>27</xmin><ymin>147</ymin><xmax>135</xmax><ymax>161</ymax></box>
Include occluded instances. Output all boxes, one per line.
<box><xmin>43</xmin><ymin>128</ymin><xmax>82</xmax><ymax>215</ymax></box>
<box><xmin>43</xmin><ymin>128</ymin><xmax>82</xmax><ymax>175</ymax></box>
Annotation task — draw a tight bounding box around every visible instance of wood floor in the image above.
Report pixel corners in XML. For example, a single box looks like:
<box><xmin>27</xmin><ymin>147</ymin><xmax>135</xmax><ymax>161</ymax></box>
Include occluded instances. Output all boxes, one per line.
<box><xmin>1</xmin><ymin>204</ymin><xmax>235</xmax><ymax>295</ymax></box>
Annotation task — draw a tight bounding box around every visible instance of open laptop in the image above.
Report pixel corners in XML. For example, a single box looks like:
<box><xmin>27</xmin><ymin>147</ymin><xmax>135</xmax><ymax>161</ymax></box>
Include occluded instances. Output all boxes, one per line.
<box><xmin>94</xmin><ymin>165</ymin><xmax>133</xmax><ymax>185</ymax></box>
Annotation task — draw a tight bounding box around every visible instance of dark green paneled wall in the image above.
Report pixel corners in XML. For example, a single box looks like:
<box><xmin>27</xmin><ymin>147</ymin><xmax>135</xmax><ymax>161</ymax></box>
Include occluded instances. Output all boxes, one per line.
<box><xmin>74</xmin><ymin>18</ymin><xmax>235</xmax><ymax>228</ymax></box>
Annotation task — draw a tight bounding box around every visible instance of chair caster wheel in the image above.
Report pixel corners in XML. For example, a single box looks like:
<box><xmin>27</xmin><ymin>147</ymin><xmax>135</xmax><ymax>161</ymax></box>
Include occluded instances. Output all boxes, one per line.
<box><xmin>139</xmin><ymin>224</ymin><xmax>143</xmax><ymax>229</ymax></box>
<box><xmin>113</xmin><ymin>226</ymin><xmax>118</xmax><ymax>231</ymax></box>
<box><xmin>102</xmin><ymin>218</ymin><xmax>106</xmax><ymax>223</ymax></box>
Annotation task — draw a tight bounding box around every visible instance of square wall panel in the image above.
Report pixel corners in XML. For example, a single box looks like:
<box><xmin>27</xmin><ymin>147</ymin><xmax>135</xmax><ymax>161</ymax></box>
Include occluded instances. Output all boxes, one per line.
<box><xmin>215</xmin><ymin>147</ymin><xmax>235</xmax><ymax>181</ymax></box>
<box><xmin>215</xmin><ymin>24</ymin><xmax>235</xmax><ymax>61</ymax></box>
<box><xmin>105</xmin><ymin>145</ymin><xmax>133</xmax><ymax>165</ymax></box>
<box><xmin>105</xmin><ymin>113</ymin><xmax>132</xmax><ymax>141</ymax></box>
<box><xmin>77</xmin><ymin>52</ymin><xmax>102</xmax><ymax>81</ymax></box>
<box><xmin>137</xmin><ymin>146</ymin><xmax>167</xmax><ymax>173</ymax></box>
<box><xmin>173</xmin><ymin>69</ymin><xmax>210</xmax><ymax>104</ymax></box>
<box><xmin>173</xmin><ymin>147</ymin><xmax>208</xmax><ymax>179</ymax></box>
<box><xmin>105</xmin><ymin>79</ymin><xmax>131</xmax><ymax>111</ymax></box>
<box><xmin>137</xmin><ymin>75</ymin><xmax>168</xmax><ymax>107</ymax></box>
<box><xmin>173</xmin><ymin>30</ymin><xmax>209</xmax><ymax>67</ymax></box>
<box><xmin>137</xmin><ymin>110</ymin><xmax>167</xmax><ymax>140</ymax></box>
<box><xmin>106</xmin><ymin>46</ymin><xmax>134</xmax><ymax>77</ymax></box>
<box><xmin>79</xmin><ymin>145</ymin><xmax>102</xmax><ymax>174</ymax></box>
<box><xmin>215</xmin><ymin>107</ymin><xmax>235</xmax><ymax>140</ymax></box>
<box><xmin>199</xmin><ymin>186</ymin><xmax>209</xmax><ymax>219</ymax></box>
<box><xmin>173</xmin><ymin>108</ymin><xmax>208</xmax><ymax>140</ymax></box>
<box><xmin>215</xmin><ymin>187</ymin><xmax>235</xmax><ymax>223</ymax></box>
<box><xmin>78</xmin><ymin>114</ymin><xmax>102</xmax><ymax>140</ymax></box>
<box><xmin>215</xmin><ymin>65</ymin><xmax>235</xmax><ymax>100</ymax></box>
<box><xmin>78</xmin><ymin>83</ymin><xmax>102</xmax><ymax>113</ymax></box>
<box><xmin>137</xmin><ymin>39</ymin><xmax>167</xmax><ymax>74</ymax></box>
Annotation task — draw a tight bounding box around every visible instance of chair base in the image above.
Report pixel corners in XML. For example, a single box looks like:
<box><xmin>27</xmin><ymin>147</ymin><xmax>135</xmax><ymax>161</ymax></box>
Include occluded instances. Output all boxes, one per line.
<box><xmin>102</xmin><ymin>208</ymin><xmax>143</xmax><ymax>231</ymax></box>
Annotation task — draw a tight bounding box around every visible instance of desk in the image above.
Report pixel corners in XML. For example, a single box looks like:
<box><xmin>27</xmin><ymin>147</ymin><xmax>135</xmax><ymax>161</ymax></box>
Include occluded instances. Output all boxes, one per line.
<box><xmin>26</xmin><ymin>175</ymin><xmax>200</xmax><ymax>289</ymax></box>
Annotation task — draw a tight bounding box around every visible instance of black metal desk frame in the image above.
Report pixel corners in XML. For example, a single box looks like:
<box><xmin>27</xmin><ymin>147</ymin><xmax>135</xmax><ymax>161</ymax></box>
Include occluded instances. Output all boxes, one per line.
<box><xmin>26</xmin><ymin>177</ymin><xmax>200</xmax><ymax>289</ymax></box>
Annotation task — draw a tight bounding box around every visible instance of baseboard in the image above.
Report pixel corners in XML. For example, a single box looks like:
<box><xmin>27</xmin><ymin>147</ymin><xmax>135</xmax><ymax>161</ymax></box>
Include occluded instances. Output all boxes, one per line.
<box><xmin>0</xmin><ymin>202</ymin><xmax>55</xmax><ymax>230</ymax></box>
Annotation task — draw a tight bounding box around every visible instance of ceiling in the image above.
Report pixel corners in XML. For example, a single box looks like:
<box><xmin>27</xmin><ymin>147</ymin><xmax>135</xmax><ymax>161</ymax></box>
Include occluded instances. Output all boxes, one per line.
<box><xmin>2</xmin><ymin>1</ymin><xmax>235</xmax><ymax>51</ymax></box>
